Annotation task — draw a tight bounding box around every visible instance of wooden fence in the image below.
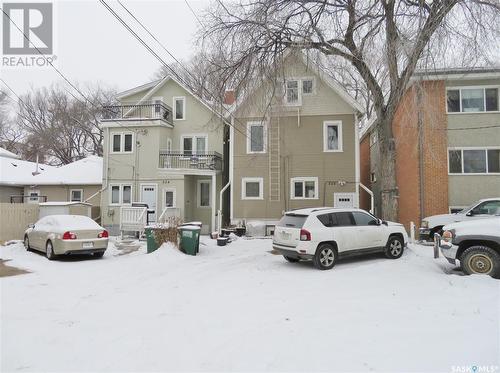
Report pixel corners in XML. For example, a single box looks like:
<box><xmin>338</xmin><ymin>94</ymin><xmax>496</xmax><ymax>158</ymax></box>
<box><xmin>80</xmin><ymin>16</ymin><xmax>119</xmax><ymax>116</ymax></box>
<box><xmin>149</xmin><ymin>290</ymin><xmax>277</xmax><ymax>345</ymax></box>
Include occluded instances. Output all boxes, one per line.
<box><xmin>0</xmin><ymin>203</ymin><xmax>40</xmax><ymax>243</ymax></box>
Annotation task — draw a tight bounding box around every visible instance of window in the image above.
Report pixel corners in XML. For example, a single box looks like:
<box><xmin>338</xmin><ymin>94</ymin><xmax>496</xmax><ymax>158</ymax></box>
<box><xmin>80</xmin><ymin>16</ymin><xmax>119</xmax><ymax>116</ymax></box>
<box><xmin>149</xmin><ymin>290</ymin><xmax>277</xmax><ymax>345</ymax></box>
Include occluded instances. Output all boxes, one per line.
<box><xmin>164</xmin><ymin>188</ymin><xmax>176</xmax><ymax>208</ymax></box>
<box><xmin>110</xmin><ymin>133</ymin><xmax>134</xmax><ymax>153</ymax></box>
<box><xmin>323</xmin><ymin>121</ymin><xmax>343</xmax><ymax>152</ymax></box>
<box><xmin>277</xmin><ymin>214</ymin><xmax>308</xmax><ymax>228</ymax></box>
<box><xmin>173</xmin><ymin>97</ymin><xmax>185</xmax><ymax>120</ymax></box>
<box><xmin>198</xmin><ymin>180</ymin><xmax>210</xmax><ymax>208</ymax></box>
<box><xmin>334</xmin><ymin>212</ymin><xmax>355</xmax><ymax>226</ymax></box>
<box><xmin>446</xmin><ymin>87</ymin><xmax>499</xmax><ymax>113</ymax></box>
<box><xmin>290</xmin><ymin>177</ymin><xmax>318</xmax><ymax>200</ymax></box>
<box><xmin>246</xmin><ymin>121</ymin><xmax>266</xmax><ymax>153</ymax></box>
<box><xmin>152</xmin><ymin>97</ymin><xmax>163</xmax><ymax>118</ymax></box>
<box><xmin>70</xmin><ymin>189</ymin><xmax>83</xmax><ymax>202</ymax></box>
<box><xmin>285</xmin><ymin>79</ymin><xmax>300</xmax><ymax>105</ymax></box>
<box><xmin>352</xmin><ymin>211</ymin><xmax>378</xmax><ymax>226</ymax></box>
<box><xmin>448</xmin><ymin>148</ymin><xmax>500</xmax><ymax>174</ymax></box>
<box><xmin>302</xmin><ymin>79</ymin><xmax>314</xmax><ymax>94</ymax></box>
<box><xmin>242</xmin><ymin>177</ymin><xmax>263</xmax><ymax>200</ymax></box>
<box><xmin>470</xmin><ymin>200</ymin><xmax>500</xmax><ymax>215</ymax></box>
<box><xmin>181</xmin><ymin>134</ymin><xmax>207</xmax><ymax>155</ymax></box>
<box><xmin>317</xmin><ymin>213</ymin><xmax>339</xmax><ymax>227</ymax></box>
<box><xmin>110</xmin><ymin>184</ymin><xmax>132</xmax><ymax>205</ymax></box>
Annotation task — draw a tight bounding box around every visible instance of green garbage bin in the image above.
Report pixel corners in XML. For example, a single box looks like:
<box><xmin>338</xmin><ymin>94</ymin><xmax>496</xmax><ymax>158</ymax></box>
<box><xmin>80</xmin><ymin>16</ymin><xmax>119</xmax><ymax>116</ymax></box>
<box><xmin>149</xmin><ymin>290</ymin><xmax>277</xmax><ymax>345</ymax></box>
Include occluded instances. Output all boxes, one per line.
<box><xmin>145</xmin><ymin>227</ymin><xmax>159</xmax><ymax>254</ymax></box>
<box><xmin>178</xmin><ymin>225</ymin><xmax>201</xmax><ymax>255</ymax></box>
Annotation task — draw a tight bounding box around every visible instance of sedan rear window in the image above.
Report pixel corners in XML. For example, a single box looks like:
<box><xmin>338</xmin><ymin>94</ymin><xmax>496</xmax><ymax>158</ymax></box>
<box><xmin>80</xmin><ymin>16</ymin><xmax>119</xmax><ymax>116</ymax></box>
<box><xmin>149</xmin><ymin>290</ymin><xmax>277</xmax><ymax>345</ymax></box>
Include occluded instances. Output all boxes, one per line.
<box><xmin>277</xmin><ymin>214</ymin><xmax>308</xmax><ymax>228</ymax></box>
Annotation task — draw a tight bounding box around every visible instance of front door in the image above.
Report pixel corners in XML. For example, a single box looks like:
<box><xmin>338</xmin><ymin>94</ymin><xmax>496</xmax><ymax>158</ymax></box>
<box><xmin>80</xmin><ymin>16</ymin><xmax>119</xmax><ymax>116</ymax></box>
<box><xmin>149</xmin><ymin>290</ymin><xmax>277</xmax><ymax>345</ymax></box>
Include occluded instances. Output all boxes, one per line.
<box><xmin>141</xmin><ymin>185</ymin><xmax>157</xmax><ymax>222</ymax></box>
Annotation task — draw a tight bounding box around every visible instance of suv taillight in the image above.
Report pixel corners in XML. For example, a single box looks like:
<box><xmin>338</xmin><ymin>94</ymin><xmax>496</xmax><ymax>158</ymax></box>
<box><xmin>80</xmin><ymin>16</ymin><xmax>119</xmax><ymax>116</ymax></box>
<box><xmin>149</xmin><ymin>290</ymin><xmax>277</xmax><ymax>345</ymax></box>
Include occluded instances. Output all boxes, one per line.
<box><xmin>62</xmin><ymin>231</ymin><xmax>77</xmax><ymax>240</ymax></box>
<box><xmin>300</xmin><ymin>229</ymin><xmax>311</xmax><ymax>241</ymax></box>
<box><xmin>98</xmin><ymin>230</ymin><xmax>109</xmax><ymax>238</ymax></box>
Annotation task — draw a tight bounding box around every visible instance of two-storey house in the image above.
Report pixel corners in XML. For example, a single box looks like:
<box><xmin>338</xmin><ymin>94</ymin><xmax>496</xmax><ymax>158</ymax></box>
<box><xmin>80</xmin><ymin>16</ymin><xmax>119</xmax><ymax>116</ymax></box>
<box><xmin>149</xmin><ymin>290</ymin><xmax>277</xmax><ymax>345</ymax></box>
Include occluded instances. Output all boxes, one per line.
<box><xmin>360</xmin><ymin>68</ymin><xmax>500</xmax><ymax>231</ymax></box>
<box><xmin>229</xmin><ymin>51</ymin><xmax>365</xmax><ymax>226</ymax></box>
<box><xmin>100</xmin><ymin>75</ymin><xmax>226</xmax><ymax>234</ymax></box>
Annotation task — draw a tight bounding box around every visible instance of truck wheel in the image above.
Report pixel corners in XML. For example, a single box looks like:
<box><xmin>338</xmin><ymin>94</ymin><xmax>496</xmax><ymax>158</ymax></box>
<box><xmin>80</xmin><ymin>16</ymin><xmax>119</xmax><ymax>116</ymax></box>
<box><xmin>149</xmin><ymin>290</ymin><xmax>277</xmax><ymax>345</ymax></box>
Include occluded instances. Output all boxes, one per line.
<box><xmin>460</xmin><ymin>246</ymin><xmax>500</xmax><ymax>279</ymax></box>
<box><xmin>46</xmin><ymin>241</ymin><xmax>56</xmax><ymax>261</ymax></box>
<box><xmin>385</xmin><ymin>236</ymin><xmax>404</xmax><ymax>259</ymax></box>
<box><xmin>283</xmin><ymin>256</ymin><xmax>299</xmax><ymax>263</ymax></box>
<box><xmin>313</xmin><ymin>243</ymin><xmax>337</xmax><ymax>270</ymax></box>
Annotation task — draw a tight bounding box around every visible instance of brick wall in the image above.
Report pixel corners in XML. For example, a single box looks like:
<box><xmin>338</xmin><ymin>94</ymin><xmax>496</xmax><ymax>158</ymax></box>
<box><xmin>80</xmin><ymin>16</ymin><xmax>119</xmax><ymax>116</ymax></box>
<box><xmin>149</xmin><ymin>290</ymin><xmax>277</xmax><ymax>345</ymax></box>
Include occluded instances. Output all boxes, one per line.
<box><xmin>359</xmin><ymin>135</ymin><xmax>371</xmax><ymax>211</ymax></box>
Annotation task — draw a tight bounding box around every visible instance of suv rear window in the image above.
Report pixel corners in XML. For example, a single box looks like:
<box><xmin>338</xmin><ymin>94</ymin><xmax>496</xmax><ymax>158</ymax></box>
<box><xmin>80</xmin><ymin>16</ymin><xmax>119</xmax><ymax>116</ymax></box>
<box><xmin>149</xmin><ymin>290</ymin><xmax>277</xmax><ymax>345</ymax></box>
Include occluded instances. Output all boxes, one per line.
<box><xmin>317</xmin><ymin>213</ymin><xmax>338</xmax><ymax>227</ymax></box>
<box><xmin>277</xmin><ymin>214</ymin><xmax>308</xmax><ymax>228</ymax></box>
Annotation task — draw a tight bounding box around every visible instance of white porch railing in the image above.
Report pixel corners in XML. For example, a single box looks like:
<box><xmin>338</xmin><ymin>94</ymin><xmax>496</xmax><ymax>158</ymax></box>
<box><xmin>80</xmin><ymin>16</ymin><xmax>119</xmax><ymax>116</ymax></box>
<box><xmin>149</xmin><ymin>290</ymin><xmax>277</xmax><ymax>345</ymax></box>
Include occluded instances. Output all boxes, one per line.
<box><xmin>120</xmin><ymin>206</ymin><xmax>147</xmax><ymax>232</ymax></box>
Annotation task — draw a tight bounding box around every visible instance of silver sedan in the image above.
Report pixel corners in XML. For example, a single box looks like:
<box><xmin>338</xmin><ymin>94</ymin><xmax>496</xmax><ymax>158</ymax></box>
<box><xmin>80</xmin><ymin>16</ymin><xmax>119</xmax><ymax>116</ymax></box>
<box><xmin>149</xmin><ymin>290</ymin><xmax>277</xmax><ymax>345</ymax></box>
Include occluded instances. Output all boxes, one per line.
<box><xmin>24</xmin><ymin>215</ymin><xmax>109</xmax><ymax>260</ymax></box>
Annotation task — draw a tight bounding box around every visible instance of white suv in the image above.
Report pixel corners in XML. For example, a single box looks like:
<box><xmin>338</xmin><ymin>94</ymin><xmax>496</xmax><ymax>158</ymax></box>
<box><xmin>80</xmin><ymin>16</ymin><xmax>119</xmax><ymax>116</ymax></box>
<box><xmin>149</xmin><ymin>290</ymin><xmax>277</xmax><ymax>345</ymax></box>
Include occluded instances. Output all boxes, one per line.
<box><xmin>273</xmin><ymin>208</ymin><xmax>409</xmax><ymax>270</ymax></box>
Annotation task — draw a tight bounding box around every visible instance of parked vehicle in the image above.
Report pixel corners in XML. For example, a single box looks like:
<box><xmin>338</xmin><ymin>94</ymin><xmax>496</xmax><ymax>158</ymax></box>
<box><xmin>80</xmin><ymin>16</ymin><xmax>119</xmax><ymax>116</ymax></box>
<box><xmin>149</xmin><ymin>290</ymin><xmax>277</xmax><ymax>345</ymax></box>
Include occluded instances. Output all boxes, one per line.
<box><xmin>24</xmin><ymin>215</ymin><xmax>109</xmax><ymax>260</ymax></box>
<box><xmin>420</xmin><ymin>198</ymin><xmax>500</xmax><ymax>241</ymax></box>
<box><xmin>436</xmin><ymin>217</ymin><xmax>500</xmax><ymax>278</ymax></box>
<box><xmin>273</xmin><ymin>208</ymin><xmax>408</xmax><ymax>270</ymax></box>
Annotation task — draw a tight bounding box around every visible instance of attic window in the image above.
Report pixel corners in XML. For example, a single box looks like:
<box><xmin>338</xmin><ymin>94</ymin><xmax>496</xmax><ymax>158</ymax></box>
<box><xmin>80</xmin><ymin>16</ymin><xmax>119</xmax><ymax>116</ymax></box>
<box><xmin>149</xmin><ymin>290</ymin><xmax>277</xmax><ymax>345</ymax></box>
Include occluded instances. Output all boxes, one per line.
<box><xmin>302</xmin><ymin>79</ymin><xmax>314</xmax><ymax>94</ymax></box>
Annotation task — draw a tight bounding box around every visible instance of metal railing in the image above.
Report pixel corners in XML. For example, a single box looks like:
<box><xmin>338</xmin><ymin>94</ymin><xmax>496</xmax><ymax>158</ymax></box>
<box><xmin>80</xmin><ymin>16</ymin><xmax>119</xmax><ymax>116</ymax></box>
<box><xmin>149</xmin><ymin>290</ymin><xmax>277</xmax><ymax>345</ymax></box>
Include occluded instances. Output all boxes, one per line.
<box><xmin>159</xmin><ymin>151</ymin><xmax>222</xmax><ymax>171</ymax></box>
<box><xmin>120</xmin><ymin>206</ymin><xmax>148</xmax><ymax>233</ymax></box>
<box><xmin>102</xmin><ymin>101</ymin><xmax>173</xmax><ymax>123</ymax></box>
<box><xmin>10</xmin><ymin>195</ymin><xmax>48</xmax><ymax>203</ymax></box>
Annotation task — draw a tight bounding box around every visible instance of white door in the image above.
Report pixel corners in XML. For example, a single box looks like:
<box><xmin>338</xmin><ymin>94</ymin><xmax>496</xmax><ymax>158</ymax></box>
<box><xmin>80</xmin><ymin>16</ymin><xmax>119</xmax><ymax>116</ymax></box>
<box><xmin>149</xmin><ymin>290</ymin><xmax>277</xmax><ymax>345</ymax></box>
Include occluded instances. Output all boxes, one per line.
<box><xmin>334</xmin><ymin>193</ymin><xmax>356</xmax><ymax>208</ymax></box>
<box><xmin>141</xmin><ymin>185</ymin><xmax>157</xmax><ymax>222</ymax></box>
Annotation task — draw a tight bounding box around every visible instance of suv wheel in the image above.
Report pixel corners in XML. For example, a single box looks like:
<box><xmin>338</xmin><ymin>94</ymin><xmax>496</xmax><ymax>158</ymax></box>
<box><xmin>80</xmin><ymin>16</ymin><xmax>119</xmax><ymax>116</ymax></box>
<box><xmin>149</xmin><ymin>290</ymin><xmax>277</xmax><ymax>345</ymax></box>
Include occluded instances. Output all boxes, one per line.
<box><xmin>385</xmin><ymin>236</ymin><xmax>404</xmax><ymax>259</ymax></box>
<box><xmin>460</xmin><ymin>246</ymin><xmax>500</xmax><ymax>278</ymax></box>
<box><xmin>46</xmin><ymin>241</ymin><xmax>56</xmax><ymax>261</ymax></box>
<box><xmin>313</xmin><ymin>244</ymin><xmax>337</xmax><ymax>270</ymax></box>
<box><xmin>283</xmin><ymin>255</ymin><xmax>299</xmax><ymax>263</ymax></box>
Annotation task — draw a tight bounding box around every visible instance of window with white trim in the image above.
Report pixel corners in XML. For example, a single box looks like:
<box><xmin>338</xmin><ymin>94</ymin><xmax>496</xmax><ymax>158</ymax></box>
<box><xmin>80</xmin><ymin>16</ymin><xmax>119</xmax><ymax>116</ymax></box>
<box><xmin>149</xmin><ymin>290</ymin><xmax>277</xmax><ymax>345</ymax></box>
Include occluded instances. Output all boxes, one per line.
<box><xmin>291</xmin><ymin>177</ymin><xmax>318</xmax><ymax>199</ymax></box>
<box><xmin>182</xmin><ymin>134</ymin><xmax>207</xmax><ymax>155</ymax></box>
<box><xmin>242</xmin><ymin>177</ymin><xmax>263</xmax><ymax>200</ymax></box>
<box><xmin>109</xmin><ymin>184</ymin><xmax>132</xmax><ymax>205</ymax></box>
<box><xmin>70</xmin><ymin>189</ymin><xmax>83</xmax><ymax>202</ymax></box>
<box><xmin>323</xmin><ymin>121</ymin><xmax>343</xmax><ymax>152</ymax></box>
<box><xmin>246</xmin><ymin>121</ymin><xmax>266</xmax><ymax>153</ymax></box>
<box><xmin>448</xmin><ymin>148</ymin><xmax>500</xmax><ymax>174</ymax></box>
<box><xmin>447</xmin><ymin>87</ymin><xmax>499</xmax><ymax>113</ymax></box>
<box><xmin>110</xmin><ymin>133</ymin><xmax>134</xmax><ymax>153</ymax></box>
<box><xmin>173</xmin><ymin>96</ymin><xmax>186</xmax><ymax>120</ymax></box>
<box><xmin>197</xmin><ymin>180</ymin><xmax>211</xmax><ymax>208</ymax></box>
<box><xmin>164</xmin><ymin>188</ymin><xmax>176</xmax><ymax>208</ymax></box>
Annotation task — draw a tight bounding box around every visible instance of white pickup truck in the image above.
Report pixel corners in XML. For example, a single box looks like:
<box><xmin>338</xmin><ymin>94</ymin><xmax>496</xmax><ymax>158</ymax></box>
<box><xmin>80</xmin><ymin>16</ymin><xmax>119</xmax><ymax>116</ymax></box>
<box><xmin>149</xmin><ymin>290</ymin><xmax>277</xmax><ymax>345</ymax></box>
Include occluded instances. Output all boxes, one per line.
<box><xmin>436</xmin><ymin>216</ymin><xmax>500</xmax><ymax>278</ymax></box>
<box><xmin>420</xmin><ymin>198</ymin><xmax>500</xmax><ymax>241</ymax></box>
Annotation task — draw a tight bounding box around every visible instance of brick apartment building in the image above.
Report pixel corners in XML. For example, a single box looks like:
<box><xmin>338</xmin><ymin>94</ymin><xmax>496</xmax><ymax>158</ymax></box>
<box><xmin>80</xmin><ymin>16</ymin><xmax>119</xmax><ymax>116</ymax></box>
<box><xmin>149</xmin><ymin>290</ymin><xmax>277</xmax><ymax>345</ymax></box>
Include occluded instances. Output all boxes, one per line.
<box><xmin>360</xmin><ymin>68</ymin><xmax>500</xmax><ymax>231</ymax></box>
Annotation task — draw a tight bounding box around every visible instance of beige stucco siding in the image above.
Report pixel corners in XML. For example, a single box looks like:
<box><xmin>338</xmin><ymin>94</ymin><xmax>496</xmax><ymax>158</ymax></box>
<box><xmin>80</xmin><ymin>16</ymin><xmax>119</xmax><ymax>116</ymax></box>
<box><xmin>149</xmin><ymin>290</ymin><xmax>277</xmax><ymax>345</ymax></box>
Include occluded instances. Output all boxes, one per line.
<box><xmin>448</xmin><ymin>175</ymin><xmax>500</xmax><ymax>208</ymax></box>
<box><xmin>233</xmin><ymin>114</ymin><xmax>356</xmax><ymax>220</ymax></box>
<box><xmin>23</xmin><ymin>185</ymin><xmax>101</xmax><ymax>205</ymax></box>
<box><xmin>0</xmin><ymin>186</ymin><xmax>23</xmax><ymax>203</ymax></box>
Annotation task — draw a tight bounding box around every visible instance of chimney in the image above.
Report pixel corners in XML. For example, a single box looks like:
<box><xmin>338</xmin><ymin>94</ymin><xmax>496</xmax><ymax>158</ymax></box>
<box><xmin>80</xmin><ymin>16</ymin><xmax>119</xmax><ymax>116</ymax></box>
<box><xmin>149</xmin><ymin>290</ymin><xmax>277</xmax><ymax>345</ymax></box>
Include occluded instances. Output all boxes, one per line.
<box><xmin>223</xmin><ymin>89</ymin><xmax>236</xmax><ymax>105</ymax></box>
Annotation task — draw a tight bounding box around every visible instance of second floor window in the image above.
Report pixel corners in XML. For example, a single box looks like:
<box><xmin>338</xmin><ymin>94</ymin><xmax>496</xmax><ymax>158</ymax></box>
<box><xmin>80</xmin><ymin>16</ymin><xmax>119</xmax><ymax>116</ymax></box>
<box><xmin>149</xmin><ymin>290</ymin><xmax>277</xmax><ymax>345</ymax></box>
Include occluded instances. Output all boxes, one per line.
<box><xmin>447</xmin><ymin>87</ymin><xmax>499</xmax><ymax>113</ymax></box>
<box><xmin>323</xmin><ymin>121</ymin><xmax>343</xmax><ymax>152</ymax></box>
<box><xmin>111</xmin><ymin>133</ymin><xmax>133</xmax><ymax>153</ymax></box>
<box><xmin>247</xmin><ymin>121</ymin><xmax>266</xmax><ymax>153</ymax></box>
<box><xmin>285</xmin><ymin>79</ymin><xmax>300</xmax><ymax>105</ymax></box>
<box><xmin>173</xmin><ymin>97</ymin><xmax>185</xmax><ymax>120</ymax></box>
<box><xmin>182</xmin><ymin>135</ymin><xmax>207</xmax><ymax>155</ymax></box>
<box><xmin>448</xmin><ymin>148</ymin><xmax>500</xmax><ymax>174</ymax></box>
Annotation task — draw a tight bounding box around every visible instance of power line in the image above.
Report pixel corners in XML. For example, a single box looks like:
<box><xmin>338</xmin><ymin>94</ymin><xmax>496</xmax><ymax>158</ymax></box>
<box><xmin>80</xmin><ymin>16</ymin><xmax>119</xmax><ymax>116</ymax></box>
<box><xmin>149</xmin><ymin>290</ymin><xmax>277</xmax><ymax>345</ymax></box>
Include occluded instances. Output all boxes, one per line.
<box><xmin>184</xmin><ymin>0</ymin><xmax>204</xmax><ymax>27</ymax></box>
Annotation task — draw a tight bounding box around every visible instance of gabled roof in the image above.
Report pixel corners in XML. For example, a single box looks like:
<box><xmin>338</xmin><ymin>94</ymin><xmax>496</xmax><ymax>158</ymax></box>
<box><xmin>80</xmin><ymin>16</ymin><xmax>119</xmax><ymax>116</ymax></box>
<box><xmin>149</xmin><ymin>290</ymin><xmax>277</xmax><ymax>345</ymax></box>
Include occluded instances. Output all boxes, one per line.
<box><xmin>117</xmin><ymin>75</ymin><xmax>227</xmax><ymax>122</ymax></box>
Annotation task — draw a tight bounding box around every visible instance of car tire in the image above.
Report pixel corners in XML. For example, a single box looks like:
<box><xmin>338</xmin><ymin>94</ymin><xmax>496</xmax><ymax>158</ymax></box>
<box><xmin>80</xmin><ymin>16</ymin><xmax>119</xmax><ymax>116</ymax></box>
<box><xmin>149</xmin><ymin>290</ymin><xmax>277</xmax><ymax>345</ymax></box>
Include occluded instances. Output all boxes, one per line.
<box><xmin>283</xmin><ymin>255</ymin><xmax>299</xmax><ymax>263</ymax></box>
<box><xmin>313</xmin><ymin>243</ymin><xmax>337</xmax><ymax>270</ymax></box>
<box><xmin>385</xmin><ymin>236</ymin><xmax>404</xmax><ymax>259</ymax></box>
<box><xmin>46</xmin><ymin>241</ymin><xmax>56</xmax><ymax>261</ymax></box>
<box><xmin>24</xmin><ymin>235</ymin><xmax>30</xmax><ymax>251</ymax></box>
<box><xmin>460</xmin><ymin>246</ymin><xmax>500</xmax><ymax>279</ymax></box>
<box><xmin>93</xmin><ymin>251</ymin><xmax>105</xmax><ymax>259</ymax></box>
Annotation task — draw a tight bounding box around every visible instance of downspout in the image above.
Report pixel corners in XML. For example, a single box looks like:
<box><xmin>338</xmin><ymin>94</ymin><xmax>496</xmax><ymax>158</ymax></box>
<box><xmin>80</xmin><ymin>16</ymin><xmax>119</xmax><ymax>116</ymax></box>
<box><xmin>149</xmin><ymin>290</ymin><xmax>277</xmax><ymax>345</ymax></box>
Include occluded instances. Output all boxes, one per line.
<box><xmin>359</xmin><ymin>183</ymin><xmax>374</xmax><ymax>214</ymax></box>
<box><xmin>229</xmin><ymin>117</ymin><xmax>234</xmax><ymax>223</ymax></box>
<box><xmin>218</xmin><ymin>181</ymin><xmax>230</xmax><ymax>234</ymax></box>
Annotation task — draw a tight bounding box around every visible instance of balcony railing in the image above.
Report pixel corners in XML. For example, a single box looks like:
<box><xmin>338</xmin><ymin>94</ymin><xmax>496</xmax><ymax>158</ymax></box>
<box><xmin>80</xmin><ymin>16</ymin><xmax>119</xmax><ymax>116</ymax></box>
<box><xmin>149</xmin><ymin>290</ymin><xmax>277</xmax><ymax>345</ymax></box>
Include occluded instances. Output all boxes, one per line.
<box><xmin>102</xmin><ymin>101</ymin><xmax>172</xmax><ymax>124</ymax></box>
<box><xmin>10</xmin><ymin>195</ymin><xmax>48</xmax><ymax>203</ymax></box>
<box><xmin>159</xmin><ymin>151</ymin><xmax>222</xmax><ymax>171</ymax></box>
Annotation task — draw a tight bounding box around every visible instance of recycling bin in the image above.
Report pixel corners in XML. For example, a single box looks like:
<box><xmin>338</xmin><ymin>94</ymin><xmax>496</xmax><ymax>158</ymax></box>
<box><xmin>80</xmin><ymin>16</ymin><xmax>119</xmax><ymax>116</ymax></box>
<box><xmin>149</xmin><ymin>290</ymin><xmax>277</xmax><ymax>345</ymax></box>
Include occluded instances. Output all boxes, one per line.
<box><xmin>178</xmin><ymin>225</ymin><xmax>201</xmax><ymax>255</ymax></box>
<box><xmin>145</xmin><ymin>227</ymin><xmax>159</xmax><ymax>254</ymax></box>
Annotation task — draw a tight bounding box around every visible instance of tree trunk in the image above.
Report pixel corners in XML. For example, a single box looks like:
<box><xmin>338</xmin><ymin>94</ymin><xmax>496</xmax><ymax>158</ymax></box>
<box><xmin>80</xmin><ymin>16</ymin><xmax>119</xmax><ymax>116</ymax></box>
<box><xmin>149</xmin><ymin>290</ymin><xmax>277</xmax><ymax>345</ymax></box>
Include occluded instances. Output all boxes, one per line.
<box><xmin>377</xmin><ymin>116</ymin><xmax>399</xmax><ymax>222</ymax></box>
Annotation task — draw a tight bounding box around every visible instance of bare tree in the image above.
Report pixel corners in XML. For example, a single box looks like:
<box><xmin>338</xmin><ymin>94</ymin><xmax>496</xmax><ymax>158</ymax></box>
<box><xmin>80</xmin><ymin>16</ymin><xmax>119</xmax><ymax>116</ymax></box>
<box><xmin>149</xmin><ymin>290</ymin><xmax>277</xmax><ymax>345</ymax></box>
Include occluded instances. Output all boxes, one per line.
<box><xmin>0</xmin><ymin>90</ymin><xmax>24</xmax><ymax>153</ymax></box>
<box><xmin>202</xmin><ymin>0</ymin><xmax>500</xmax><ymax>220</ymax></box>
<box><xmin>16</xmin><ymin>84</ymin><xmax>116</xmax><ymax>165</ymax></box>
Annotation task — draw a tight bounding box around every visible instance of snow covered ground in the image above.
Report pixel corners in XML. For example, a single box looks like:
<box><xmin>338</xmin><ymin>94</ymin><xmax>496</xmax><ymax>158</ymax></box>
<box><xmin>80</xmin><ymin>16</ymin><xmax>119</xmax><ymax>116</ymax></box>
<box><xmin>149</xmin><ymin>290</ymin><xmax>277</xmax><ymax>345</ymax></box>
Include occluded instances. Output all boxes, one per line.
<box><xmin>1</xmin><ymin>237</ymin><xmax>498</xmax><ymax>372</ymax></box>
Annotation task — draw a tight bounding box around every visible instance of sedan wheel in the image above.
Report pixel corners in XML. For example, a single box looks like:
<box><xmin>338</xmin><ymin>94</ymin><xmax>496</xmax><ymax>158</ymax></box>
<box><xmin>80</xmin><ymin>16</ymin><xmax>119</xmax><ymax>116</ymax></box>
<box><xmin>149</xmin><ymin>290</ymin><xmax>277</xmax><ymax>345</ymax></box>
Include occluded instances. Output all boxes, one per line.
<box><xmin>385</xmin><ymin>236</ymin><xmax>404</xmax><ymax>259</ymax></box>
<box><xmin>46</xmin><ymin>241</ymin><xmax>56</xmax><ymax>261</ymax></box>
<box><xmin>313</xmin><ymin>244</ymin><xmax>337</xmax><ymax>270</ymax></box>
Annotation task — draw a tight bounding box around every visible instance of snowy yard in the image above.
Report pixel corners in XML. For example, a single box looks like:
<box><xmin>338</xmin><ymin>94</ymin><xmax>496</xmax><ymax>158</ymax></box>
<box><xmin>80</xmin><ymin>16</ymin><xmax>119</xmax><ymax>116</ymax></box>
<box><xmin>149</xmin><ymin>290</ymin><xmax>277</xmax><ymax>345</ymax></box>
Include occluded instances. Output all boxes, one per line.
<box><xmin>1</xmin><ymin>237</ymin><xmax>499</xmax><ymax>372</ymax></box>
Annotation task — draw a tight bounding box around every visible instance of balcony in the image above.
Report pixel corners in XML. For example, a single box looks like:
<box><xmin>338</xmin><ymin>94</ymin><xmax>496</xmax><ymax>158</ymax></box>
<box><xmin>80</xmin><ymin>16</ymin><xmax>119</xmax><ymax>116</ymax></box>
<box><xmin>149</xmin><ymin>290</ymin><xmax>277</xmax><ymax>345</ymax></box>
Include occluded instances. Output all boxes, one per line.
<box><xmin>10</xmin><ymin>195</ymin><xmax>48</xmax><ymax>203</ymax></box>
<box><xmin>159</xmin><ymin>151</ymin><xmax>222</xmax><ymax>171</ymax></box>
<box><xmin>102</xmin><ymin>101</ymin><xmax>173</xmax><ymax>124</ymax></box>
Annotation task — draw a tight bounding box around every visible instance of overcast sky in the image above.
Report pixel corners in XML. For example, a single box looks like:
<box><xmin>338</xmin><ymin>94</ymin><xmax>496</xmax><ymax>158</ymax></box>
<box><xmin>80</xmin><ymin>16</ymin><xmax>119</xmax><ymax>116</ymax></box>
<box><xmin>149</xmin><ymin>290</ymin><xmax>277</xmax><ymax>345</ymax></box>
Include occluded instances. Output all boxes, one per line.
<box><xmin>1</xmin><ymin>0</ymin><xmax>207</xmax><ymax>97</ymax></box>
